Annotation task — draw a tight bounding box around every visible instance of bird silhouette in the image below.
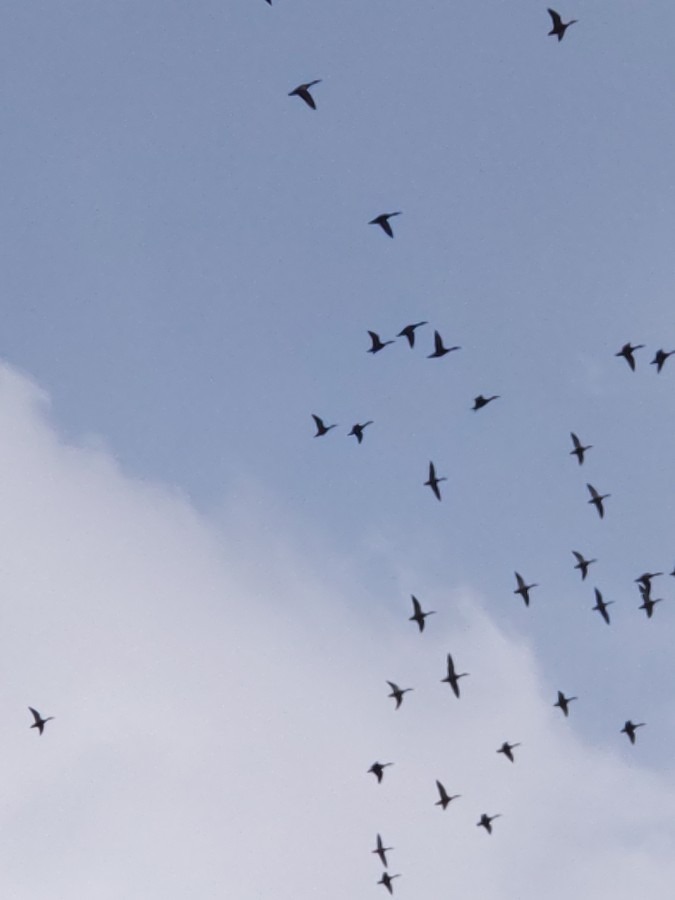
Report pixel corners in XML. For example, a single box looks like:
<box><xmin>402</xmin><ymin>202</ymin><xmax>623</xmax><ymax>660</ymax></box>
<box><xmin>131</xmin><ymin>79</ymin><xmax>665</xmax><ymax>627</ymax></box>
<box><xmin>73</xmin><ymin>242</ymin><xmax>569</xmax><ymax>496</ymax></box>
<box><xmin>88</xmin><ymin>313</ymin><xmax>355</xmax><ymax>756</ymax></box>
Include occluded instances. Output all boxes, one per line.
<box><xmin>386</xmin><ymin>681</ymin><xmax>413</xmax><ymax>710</ymax></box>
<box><xmin>368</xmin><ymin>331</ymin><xmax>395</xmax><ymax>354</ymax></box>
<box><xmin>372</xmin><ymin>834</ymin><xmax>393</xmax><ymax>868</ymax></box>
<box><xmin>409</xmin><ymin>595</ymin><xmax>435</xmax><ymax>632</ymax></box>
<box><xmin>621</xmin><ymin>720</ymin><xmax>645</xmax><ymax>745</ymax></box>
<box><xmin>378</xmin><ymin>872</ymin><xmax>400</xmax><ymax>895</ymax></box>
<box><xmin>554</xmin><ymin>691</ymin><xmax>577</xmax><ymax>717</ymax></box>
<box><xmin>514</xmin><ymin>572</ymin><xmax>537</xmax><ymax>607</ymax></box>
<box><xmin>477</xmin><ymin>813</ymin><xmax>501</xmax><ymax>834</ymax></box>
<box><xmin>28</xmin><ymin>707</ymin><xmax>54</xmax><ymax>735</ymax></box>
<box><xmin>441</xmin><ymin>653</ymin><xmax>468</xmax><ymax>698</ymax></box>
<box><xmin>428</xmin><ymin>330</ymin><xmax>461</xmax><ymax>358</ymax></box>
<box><xmin>547</xmin><ymin>8</ymin><xmax>577</xmax><ymax>40</ymax></box>
<box><xmin>349</xmin><ymin>421</ymin><xmax>373</xmax><ymax>444</ymax></box>
<box><xmin>288</xmin><ymin>80</ymin><xmax>321</xmax><ymax>109</ymax></box>
<box><xmin>425</xmin><ymin>461</ymin><xmax>447</xmax><ymax>501</ymax></box>
<box><xmin>368</xmin><ymin>762</ymin><xmax>393</xmax><ymax>783</ymax></box>
<box><xmin>397</xmin><ymin>322</ymin><xmax>428</xmax><ymax>348</ymax></box>
<box><xmin>592</xmin><ymin>588</ymin><xmax>613</xmax><ymax>625</ymax></box>
<box><xmin>638</xmin><ymin>595</ymin><xmax>663</xmax><ymax>619</ymax></box>
<box><xmin>369</xmin><ymin>212</ymin><xmax>401</xmax><ymax>238</ymax></box>
<box><xmin>311</xmin><ymin>414</ymin><xmax>337</xmax><ymax>437</ymax></box>
<box><xmin>635</xmin><ymin>572</ymin><xmax>663</xmax><ymax>592</ymax></box>
<box><xmin>472</xmin><ymin>395</ymin><xmax>499</xmax><ymax>411</ymax></box>
<box><xmin>497</xmin><ymin>741</ymin><xmax>521</xmax><ymax>763</ymax></box>
<box><xmin>570</xmin><ymin>433</ymin><xmax>592</xmax><ymax>465</ymax></box>
<box><xmin>572</xmin><ymin>550</ymin><xmax>596</xmax><ymax>580</ymax></box>
<box><xmin>615</xmin><ymin>342</ymin><xmax>644</xmax><ymax>371</ymax></box>
<box><xmin>435</xmin><ymin>780</ymin><xmax>461</xmax><ymax>809</ymax></box>
<box><xmin>587</xmin><ymin>483</ymin><xmax>609</xmax><ymax>518</ymax></box>
<box><xmin>651</xmin><ymin>349</ymin><xmax>674</xmax><ymax>373</ymax></box>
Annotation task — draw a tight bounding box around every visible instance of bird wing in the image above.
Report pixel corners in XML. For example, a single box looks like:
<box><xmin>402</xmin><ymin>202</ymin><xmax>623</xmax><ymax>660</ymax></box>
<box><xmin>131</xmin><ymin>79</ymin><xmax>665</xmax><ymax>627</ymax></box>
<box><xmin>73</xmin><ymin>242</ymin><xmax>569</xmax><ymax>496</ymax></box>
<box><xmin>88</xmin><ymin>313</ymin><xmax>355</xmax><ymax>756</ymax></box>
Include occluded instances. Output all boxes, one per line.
<box><xmin>311</xmin><ymin>414</ymin><xmax>324</xmax><ymax>430</ymax></box>
<box><xmin>411</xmin><ymin>595</ymin><xmax>422</xmax><ymax>616</ymax></box>
<box><xmin>386</xmin><ymin>681</ymin><xmax>399</xmax><ymax>693</ymax></box>
<box><xmin>514</xmin><ymin>572</ymin><xmax>525</xmax><ymax>590</ymax></box>
<box><xmin>570</xmin><ymin>432</ymin><xmax>581</xmax><ymax>450</ymax></box>
<box><xmin>381</xmin><ymin>218</ymin><xmax>394</xmax><ymax>238</ymax></box>
<box><xmin>297</xmin><ymin>88</ymin><xmax>316</xmax><ymax>109</ymax></box>
<box><xmin>446</xmin><ymin>654</ymin><xmax>456</xmax><ymax>676</ymax></box>
<box><xmin>28</xmin><ymin>707</ymin><xmax>41</xmax><ymax>724</ymax></box>
<box><xmin>587</xmin><ymin>483</ymin><xmax>599</xmax><ymax>500</ymax></box>
<box><xmin>436</xmin><ymin>780</ymin><xmax>448</xmax><ymax>800</ymax></box>
<box><xmin>428</xmin><ymin>461</ymin><xmax>436</xmax><ymax>480</ymax></box>
<box><xmin>433</xmin><ymin>331</ymin><xmax>443</xmax><ymax>353</ymax></box>
<box><xmin>547</xmin><ymin>8</ymin><xmax>562</xmax><ymax>28</ymax></box>
<box><xmin>368</xmin><ymin>330</ymin><xmax>381</xmax><ymax>349</ymax></box>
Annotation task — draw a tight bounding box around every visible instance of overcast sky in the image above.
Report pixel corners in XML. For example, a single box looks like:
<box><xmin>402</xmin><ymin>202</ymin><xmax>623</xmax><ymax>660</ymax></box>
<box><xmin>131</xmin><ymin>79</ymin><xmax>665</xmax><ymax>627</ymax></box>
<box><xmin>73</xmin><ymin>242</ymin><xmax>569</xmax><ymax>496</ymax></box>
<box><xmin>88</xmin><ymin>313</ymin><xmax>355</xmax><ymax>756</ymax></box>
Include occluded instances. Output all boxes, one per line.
<box><xmin>1</xmin><ymin>0</ymin><xmax>674</xmax><ymax>897</ymax></box>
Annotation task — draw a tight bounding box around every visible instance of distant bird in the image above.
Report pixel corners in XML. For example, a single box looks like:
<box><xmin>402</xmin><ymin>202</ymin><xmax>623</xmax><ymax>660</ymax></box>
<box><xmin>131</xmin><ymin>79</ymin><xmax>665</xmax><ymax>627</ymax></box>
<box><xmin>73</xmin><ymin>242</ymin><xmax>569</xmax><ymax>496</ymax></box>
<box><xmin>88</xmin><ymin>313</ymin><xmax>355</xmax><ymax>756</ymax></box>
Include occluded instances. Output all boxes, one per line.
<box><xmin>554</xmin><ymin>690</ymin><xmax>577</xmax><ymax>717</ymax></box>
<box><xmin>497</xmin><ymin>741</ymin><xmax>521</xmax><ymax>763</ymax></box>
<box><xmin>441</xmin><ymin>653</ymin><xmax>468</xmax><ymax>698</ymax></box>
<box><xmin>592</xmin><ymin>588</ymin><xmax>613</xmax><ymax>625</ymax></box>
<box><xmin>570</xmin><ymin>432</ymin><xmax>592</xmax><ymax>465</ymax></box>
<box><xmin>615</xmin><ymin>342</ymin><xmax>644</xmax><ymax>371</ymax></box>
<box><xmin>635</xmin><ymin>572</ymin><xmax>663</xmax><ymax>593</ymax></box>
<box><xmin>311</xmin><ymin>414</ymin><xmax>337</xmax><ymax>437</ymax></box>
<box><xmin>514</xmin><ymin>572</ymin><xmax>537</xmax><ymax>607</ymax></box>
<box><xmin>428</xmin><ymin>330</ymin><xmax>461</xmax><ymax>359</ymax></box>
<box><xmin>397</xmin><ymin>321</ymin><xmax>428</xmax><ymax>348</ymax></box>
<box><xmin>28</xmin><ymin>707</ymin><xmax>53</xmax><ymax>735</ymax></box>
<box><xmin>369</xmin><ymin>212</ymin><xmax>401</xmax><ymax>238</ymax></box>
<box><xmin>368</xmin><ymin>762</ymin><xmax>393</xmax><ymax>783</ymax></box>
<box><xmin>372</xmin><ymin>834</ymin><xmax>392</xmax><ymax>868</ymax></box>
<box><xmin>472</xmin><ymin>395</ymin><xmax>499</xmax><ymax>411</ymax></box>
<box><xmin>621</xmin><ymin>720</ymin><xmax>645</xmax><ymax>745</ymax></box>
<box><xmin>409</xmin><ymin>595</ymin><xmax>435</xmax><ymax>632</ymax></box>
<box><xmin>378</xmin><ymin>872</ymin><xmax>400</xmax><ymax>895</ymax></box>
<box><xmin>349</xmin><ymin>421</ymin><xmax>373</xmax><ymax>444</ymax></box>
<box><xmin>288</xmin><ymin>80</ymin><xmax>321</xmax><ymax>110</ymax></box>
<box><xmin>547</xmin><ymin>8</ymin><xmax>577</xmax><ymax>40</ymax></box>
<box><xmin>651</xmin><ymin>349</ymin><xmax>675</xmax><ymax>373</ymax></box>
<box><xmin>477</xmin><ymin>813</ymin><xmax>501</xmax><ymax>835</ymax></box>
<box><xmin>386</xmin><ymin>681</ymin><xmax>413</xmax><ymax>710</ymax></box>
<box><xmin>435</xmin><ymin>780</ymin><xmax>460</xmax><ymax>810</ymax></box>
<box><xmin>671</xmin><ymin>565</ymin><xmax>675</xmax><ymax>578</ymax></box>
<box><xmin>572</xmin><ymin>550</ymin><xmax>596</xmax><ymax>580</ymax></box>
<box><xmin>424</xmin><ymin>461</ymin><xmax>447</xmax><ymax>501</ymax></box>
<box><xmin>586</xmin><ymin>483</ymin><xmax>610</xmax><ymax>519</ymax></box>
<box><xmin>639</xmin><ymin>595</ymin><xmax>663</xmax><ymax>619</ymax></box>
<box><xmin>368</xmin><ymin>331</ymin><xmax>395</xmax><ymax>354</ymax></box>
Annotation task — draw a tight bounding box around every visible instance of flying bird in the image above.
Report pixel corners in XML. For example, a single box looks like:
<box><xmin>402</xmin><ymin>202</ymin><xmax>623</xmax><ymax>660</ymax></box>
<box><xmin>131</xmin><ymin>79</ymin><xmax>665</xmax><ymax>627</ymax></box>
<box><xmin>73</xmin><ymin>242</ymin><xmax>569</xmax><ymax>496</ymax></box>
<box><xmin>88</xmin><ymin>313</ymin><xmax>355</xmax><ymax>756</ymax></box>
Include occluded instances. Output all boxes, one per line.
<box><xmin>424</xmin><ymin>461</ymin><xmax>447</xmax><ymax>501</ymax></box>
<box><xmin>311</xmin><ymin>414</ymin><xmax>337</xmax><ymax>437</ymax></box>
<box><xmin>651</xmin><ymin>349</ymin><xmax>675</xmax><ymax>373</ymax></box>
<box><xmin>547</xmin><ymin>8</ymin><xmax>577</xmax><ymax>41</ymax></box>
<box><xmin>428</xmin><ymin>330</ymin><xmax>461</xmax><ymax>358</ymax></box>
<box><xmin>409</xmin><ymin>595</ymin><xmax>435</xmax><ymax>632</ymax></box>
<box><xmin>635</xmin><ymin>572</ymin><xmax>663</xmax><ymax>592</ymax></box>
<box><xmin>472</xmin><ymin>395</ymin><xmax>499</xmax><ymax>411</ymax></box>
<box><xmin>378</xmin><ymin>872</ymin><xmax>400</xmax><ymax>895</ymax></box>
<box><xmin>572</xmin><ymin>550</ymin><xmax>596</xmax><ymax>580</ymax></box>
<box><xmin>372</xmin><ymin>834</ymin><xmax>392</xmax><ymax>868</ymax></box>
<box><xmin>368</xmin><ymin>762</ymin><xmax>393</xmax><ymax>783</ymax></box>
<box><xmin>514</xmin><ymin>572</ymin><xmax>537</xmax><ymax>607</ymax></box>
<box><xmin>554</xmin><ymin>690</ymin><xmax>577</xmax><ymax>717</ymax></box>
<box><xmin>397</xmin><ymin>322</ymin><xmax>428</xmax><ymax>348</ymax></box>
<box><xmin>638</xmin><ymin>595</ymin><xmax>663</xmax><ymax>619</ymax></box>
<box><xmin>28</xmin><ymin>707</ymin><xmax>54</xmax><ymax>735</ymax></box>
<box><xmin>369</xmin><ymin>212</ymin><xmax>401</xmax><ymax>238</ymax></box>
<box><xmin>586</xmin><ymin>483</ymin><xmax>609</xmax><ymax>518</ymax></box>
<box><xmin>570</xmin><ymin>432</ymin><xmax>592</xmax><ymax>465</ymax></box>
<box><xmin>621</xmin><ymin>720</ymin><xmax>645</xmax><ymax>745</ymax></box>
<box><xmin>441</xmin><ymin>653</ymin><xmax>468</xmax><ymax>698</ymax></box>
<box><xmin>349</xmin><ymin>421</ymin><xmax>373</xmax><ymax>444</ymax></box>
<box><xmin>386</xmin><ymin>681</ymin><xmax>413</xmax><ymax>710</ymax></box>
<box><xmin>497</xmin><ymin>741</ymin><xmax>521</xmax><ymax>763</ymax></box>
<box><xmin>367</xmin><ymin>331</ymin><xmax>395</xmax><ymax>354</ymax></box>
<box><xmin>477</xmin><ymin>813</ymin><xmax>502</xmax><ymax>834</ymax></box>
<box><xmin>592</xmin><ymin>588</ymin><xmax>613</xmax><ymax>625</ymax></box>
<box><xmin>615</xmin><ymin>342</ymin><xmax>644</xmax><ymax>371</ymax></box>
<box><xmin>288</xmin><ymin>80</ymin><xmax>321</xmax><ymax>110</ymax></box>
<box><xmin>435</xmin><ymin>780</ymin><xmax>460</xmax><ymax>810</ymax></box>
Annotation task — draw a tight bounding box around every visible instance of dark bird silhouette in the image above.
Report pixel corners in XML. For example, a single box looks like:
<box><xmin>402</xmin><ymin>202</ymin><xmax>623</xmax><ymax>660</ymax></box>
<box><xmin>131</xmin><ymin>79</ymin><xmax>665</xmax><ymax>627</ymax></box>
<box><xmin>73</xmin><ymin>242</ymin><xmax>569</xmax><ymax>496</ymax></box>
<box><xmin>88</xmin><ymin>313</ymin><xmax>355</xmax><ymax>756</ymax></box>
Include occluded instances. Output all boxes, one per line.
<box><xmin>378</xmin><ymin>872</ymin><xmax>400</xmax><ymax>895</ymax></box>
<box><xmin>435</xmin><ymin>780</ymin><xmax>461</xmax><ymax>810</ymax></box>
<box><xmin>368</xmin><ymin>762</ymin><xmax>393</xmax><ymax>783</ymax></box>
<box><xmin>615</xmin><ymin>342</ymin><xmax>644</xmax><ymax>371</ymax></box>
<box><xmin>368</xmin><ymin>331</ymin><xmax>395</xmax><ymax>354</ymax></box>
<box><xmin>472</xmin><ymin>395</ymin><xmax>499</xmax><ymax>411</ymax></box>
<box><xmin>621</xmin><ymin>720</ymin><xmax>645</xmax><ymax>745</ymax></box>
<box><xmin>288</xmin><ymin>80</ymin><xmax>321</xmax><ymax>109</ymax></box>
<box><xmin>547</xmin><ymin>8</ymin><xmax>577</xmax><ymax>40</ymax></box>
<box><xmin>372</xmin><ymin>834</ymin><xmax>392</xmax><ymax>868</ymax></box>
<box><xmin>477</xmin><ymin>813</ymin><xmax>501</xmax><ymax>834</ymax></box>
<box><xmin>311</xmin><ymin>414</ymin><xmax>337</xmax><ymax>437</ymax></box>
<box><xmin>424</xmin><ymin>461</ymin><xmax>447</xmax><ymax>501</ymax></box>
<box><xmin>651</xmin><ymin>349</ymin><xmax>675</xmax><ymax>373</ymax></box>
<box><xmin>587</xmin><ymin>483</ymin><xmax>609</xmax><ymax>519</ymax></box>
<box><xmin>671</xmin><ymin>565</ymin><xmax>675</xmax><ymax>578</ymax></box>
<box><xmin>592</xmin><ymin>588</ymin><xmax>613</xmax><ymax>625</ymax></box>
<box><xmin>497</xmin><ymin>741</ymin><xmax>521</xmax><ymax>763</ymax></box>
<box><xmin>369</xmin><ymin>212</ymin><xmax>401</xmax><ymax>238</ymax></box>
<box><xmin>409</xmin><ymin>595</ymin><xmax>435</xmax><ymax>632</ymax></box>
<box><xmin>29</xmin><ymin>707</ymin><xmax>54</xmax><ymax>735</ymax></box>
<box><xmin>397</xmin><ymin>321</ymin><xmax>428</xmax><ymax>348</ymax></box>
<box><xmin>514</xmin><ymin>572</ymin><xmax>537</xmax><ymax>607</ymax></box>
<box><xmin>441</xmin><ymin>653</ymin><xmax>468</xmax><ymax>698</ymax></box>
<box><xmin>570</xmin><ymin>432</ymin><xmax>592</xmax><ymax>465</ymax></box>
<box><xmin>572</xmin><ymin>550</ymin><xmax>596</xmax><ymax>580</ymax></box>
<box><xmin>554</xmin><ymin>691</ymin><xmax>577</xmax><ymax>717</ymax></box>
<box><xmin>386</xmin><ymin>681</ymin><xmax>413</xmax><ymax>710</ymax></box>
<box><xmin>349</xmin><ymin>421</ymin><xmax>373</xmax><ymax>444</ymax></box>
<box><xmin>639</xmin><ymin>595</ymin><xmax>663</xmax><ymax>619</ymax></box>
<box><xmin>427</xmin><ymin>330</ymin><xmax>461</xmax><ymax>358</ymax></box>
<box><xmin>635</xmin><ymin>572</ymin><xmax>663</xmax><ymax>593</ymax></box>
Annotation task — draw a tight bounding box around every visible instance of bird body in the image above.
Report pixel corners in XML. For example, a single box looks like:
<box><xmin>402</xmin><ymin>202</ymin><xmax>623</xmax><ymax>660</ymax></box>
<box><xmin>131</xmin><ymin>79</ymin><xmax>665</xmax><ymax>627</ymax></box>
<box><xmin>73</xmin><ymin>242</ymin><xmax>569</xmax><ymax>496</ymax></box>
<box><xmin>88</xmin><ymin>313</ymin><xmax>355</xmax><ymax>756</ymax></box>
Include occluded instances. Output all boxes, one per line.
<box><xmin>587</xmin><ymin>483</ymin><xmax>609</xmax><ymax>518</ymax></box>
<box><xmin>615</xmin><ymin>342</ymin><xmax>644</xmax><ymax>371</ymax></box>
<box><xmin>367</xmin><ymin>331</ymin><xmax>395</xmax><ymax>354</ymax></box>
<box><xmin>592</xmin><ymin>588</ymin><xmax>613</xmax><ymax>625</ymax></box>
<box><xmin>409</xmin><ymin>595</ymin><xmax>435</xmax><ymax>632</ymax></box>
<box><xmin>472</xmin><ymin>395</ymin><xmax>499</xmax><ymax>411</ymax></box>
<box><xmin>368</xmin><ymin>762</ymin><xmax>393</xmax><ymax>783</ymax></box>
<box><xmin>378</xmin><ymin>872</ymin><xmax>400</xmax><ymax>895</ymax></box>
<box><xmin>397</xmin><ymin>322</ymin><xmax>427</xmax><ymax>348</ymax></box>
<box><xmin>435</xmin><ymin>780</ymin><xmax>460</xmax><ymax>809</ymax></box>
<box><xmin>29</xmin><ymin>707</ymin><xmax>54</xmax><ymax>735</ymax></box>
<box><xmin>349</xmin><ymin>421</ymin><xmax>373</xmax><ymax>444</ymax></box>
<box><xmin>441</xmin><ymin>653</ymin><xmax>468</xmax><ymax>698</ymax></box>
<box><xmin>497</xmin><ymin>741</ymin><xmax>521</xmax><ymax>763</ymax></box>
<box><xmin>386</xmin><ymin>681</ymin><xmax>413</xmax><ymax>710</ymax></box>
<box><xmin>477</xmin><ymin>813</ymin><xmax>501</xmax><ymax>834</ymax></box>
<box><xmin>572</xmin><ymin>550</ymin><xmax>596</xmax><ymax>580</ymax></box>
<box><xmin>369</xmin><ymin>212</ymin><xmax>401</xmax><ymax>238</ymax></box>
<box><xmin>428</xmin><ymin>330</ymin><xmax>460</xmax><ymax>359</ymax></box>
<box><xmin>514</xmin><ymin>572</ymin><xmax>537</xmax><ymax>607</ymax></box>
<box><xmin>311</xmin><ymin>414</ymin><xmax>337</xmax><ymax>437</ymax></box>
<box><xmin>288</xmin><ymin>80</ymin><xmax>321</xmax><ymax>109</ymax></box>
<box><xmin>547</xmin><ymin>8</ymin><xmax>577</xmax><ymax>40</ymax></box>
<box><xmin>425</xmin><ymin>461</ymin><xmax>447</xmax><ymax>501</ymax></box>
<box><xmin>554</xmin><ymin>690</ymin><xmax>577</xmax><ymax>717</ymax></box>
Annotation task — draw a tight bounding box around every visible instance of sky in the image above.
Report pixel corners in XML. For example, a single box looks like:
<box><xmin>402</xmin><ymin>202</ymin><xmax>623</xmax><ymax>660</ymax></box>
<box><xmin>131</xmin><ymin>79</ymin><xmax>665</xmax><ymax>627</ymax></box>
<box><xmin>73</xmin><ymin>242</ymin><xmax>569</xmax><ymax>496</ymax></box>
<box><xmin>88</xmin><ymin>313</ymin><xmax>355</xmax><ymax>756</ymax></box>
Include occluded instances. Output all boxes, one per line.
<box><xmin>0</xmin><ymin>0</ymin><xmax>675</xmax><ymax>896</ymax></box>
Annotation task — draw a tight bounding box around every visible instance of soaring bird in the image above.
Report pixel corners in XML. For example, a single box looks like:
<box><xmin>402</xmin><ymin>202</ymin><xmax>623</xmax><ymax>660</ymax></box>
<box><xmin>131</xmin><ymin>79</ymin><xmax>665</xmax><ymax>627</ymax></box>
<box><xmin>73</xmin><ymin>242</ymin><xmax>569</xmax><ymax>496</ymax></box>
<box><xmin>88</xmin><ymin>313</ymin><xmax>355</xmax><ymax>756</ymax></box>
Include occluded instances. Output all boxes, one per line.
<box><xmin>570</xmin><ymin>432</ymin><xmax>592</xmax><ymax>465</ymax></box>
<box><xmin>615</xmin><ymin>342</ymin><xmax>644</xmax><ymax>371</ymax></box>
<box><xmin>311</xmin><ymin>414</ymin><xmax>337</xmax><ymax>437</ymax></box>
<box><xmin>635</xmin><ymin>572</ymin><xmax>663</xmax><ymax>593</ymax></box>
<box><xmin>592</xmin><ymin>588</ymin><xmax>613</xmax><ymax>625</ymax></box>
<box><xmin>369</xmin><ymin>212</ymin><xmax>401</xmax><ymax>238</ymax></box>
<box><xmin>639</xmin><ymin>595</ymin><xmax>663</xmax><ymax>619</ymax></box>
<box><xmin>397</xmin><ymin>322</ymin><xmax>428</xmax><ymax>348</ymax></box>
<box><xmin>378</xmin><ymin>872</ymin><xmax>400</xmax><ymax>895</ymax></box>
<box><xmin>368</xmin><ymin>762</ymin><xmax>393</xmax><ymax>783</ymax></box>
<box><xmin>349</xmin><ymin>421</ymin><xmax>373</xmax><ymax>444</ymax></box>
<box><xmin>497</xmin><ymin>741</ymin><xmax>521</xmax><ymax>763</ymax></box>
<box><xmin>409</xmin><ymin>595</ymin><xmax>435</xmax><ymax>632</ymax></box>
<box><xmin>441</xmin><ymin>653</ymin><xmax>468</xmax><ymax>698</ymax></box>
<box><xmin>477</xmin><ymin>813</ymin><xmax>501</xmax><ymax>834</ymax></box>
<box><xmin>472</xmin><ymin>395</ymin><xmax>499</xmax><ymax>411</ymax></box>
<box><xmin>586</xmin><ymin>483</ymin><xmax>609</xmax><ymax>518</ymax></box>
<box><xmin>386</xmin><ymin>681</ymin><xmax>413</xmax><ymax>710</ymax></box>
<box><xmin>28</xmin><ymin>707</ymin><xmax>54</xmax><ymax>735</ymax></box>
<box><xmin>554</xmin><ymin>691</ymin><xmax>577</xmax><ymax>717</ymax></box>
<box><xmin>367</xmin><ymin>331</ymin><xmax>395</xmax><ymax>354</ymax></box>
<box><xmin>572</xmin><ymin>551</ymin><xmax>596</xmax><ymax>580</ymax></box>
<box><xmin>547</xmin><ymin>8</ymin><xmax>577</xmax><ymax>40</ymax></box>
<box><xmin>651</xmin><ymin>349</ymin><xmax>675</xmax><ymax>373</ymax></box>
<box><xmin>288</xmin><ymin>80</ymin><xmax>321</xmax><ymax>109</ymax></box>
<box><xmin>428</xmin><ymin>330</ymin><xmax>461</xmax><ymax>359</ymax></box>
<box><xmin>425</xmin><ymin>461</ymin><xmax>447</xmax><ymax>501</ymax></box>
<box><xmin>621</xmin><ymin>720</ymin><xmax>645</xmax><ymax>745</ymax></box>
<box><xmin>514</xmin><ymin>572</ymin><xmax>537</xmax><ymax>607</ymax></box>
<box><xmin>372</xmin><ymin>834</ymin><xmax>392</xmax><ymax>868</ymax></box>
<box><xmin>435</xmin><ymin>780</ymin><xmax>460</xmax><ymax>810</ymax></box>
